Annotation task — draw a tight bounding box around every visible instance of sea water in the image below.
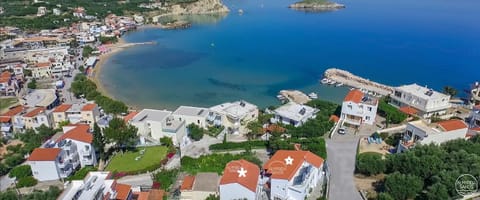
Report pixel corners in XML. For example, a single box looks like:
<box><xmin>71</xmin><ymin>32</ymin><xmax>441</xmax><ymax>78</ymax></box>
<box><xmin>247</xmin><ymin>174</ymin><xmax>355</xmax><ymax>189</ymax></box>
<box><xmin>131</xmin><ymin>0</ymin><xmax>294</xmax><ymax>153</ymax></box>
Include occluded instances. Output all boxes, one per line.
<box><xmin>100</xmin><ymin>0</ymin><xmax>480</xmax><ymax>109</ymax></box>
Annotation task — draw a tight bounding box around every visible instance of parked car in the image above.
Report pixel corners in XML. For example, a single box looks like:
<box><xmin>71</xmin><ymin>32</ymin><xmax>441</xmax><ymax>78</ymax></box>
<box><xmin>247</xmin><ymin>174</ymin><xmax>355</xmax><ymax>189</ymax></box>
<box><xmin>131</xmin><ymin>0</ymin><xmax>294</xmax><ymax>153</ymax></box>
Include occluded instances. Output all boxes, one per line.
<box><xmin>338</xmin><ymin>127</ymin><xmax>346</xmax><ymax>135</ymax></box>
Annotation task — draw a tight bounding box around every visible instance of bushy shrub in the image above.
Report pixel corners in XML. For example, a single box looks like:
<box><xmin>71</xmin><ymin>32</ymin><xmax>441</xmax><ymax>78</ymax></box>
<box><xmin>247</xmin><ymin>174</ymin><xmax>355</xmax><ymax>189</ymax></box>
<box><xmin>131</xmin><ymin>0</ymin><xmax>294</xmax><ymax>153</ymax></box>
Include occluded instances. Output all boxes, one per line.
<box><xmin>9</xmin><ymin>165</ymin><xmax>32</xmax><ymax>179</ymax></box>
<box><xmin>356</xmin><ymin>152</ymin><xmax>385</xmax><ymax>175</ymax></box>
<box><xmin>16</xmin><ymin>176</ymin><xmax>37</xmax><ymax>188</ymax></box>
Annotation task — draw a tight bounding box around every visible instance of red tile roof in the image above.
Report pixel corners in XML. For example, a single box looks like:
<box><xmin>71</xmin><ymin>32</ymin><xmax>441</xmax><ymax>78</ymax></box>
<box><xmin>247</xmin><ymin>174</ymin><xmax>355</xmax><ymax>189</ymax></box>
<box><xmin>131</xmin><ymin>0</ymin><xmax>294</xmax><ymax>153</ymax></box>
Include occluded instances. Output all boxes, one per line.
<box><xmin>470</xmin><ymin>127</ymin><xmax>480</xmax><ymax>132</ymax></box>
<box><xmin>1</xmin><ymin>105</ymin><xmax>25</xmax><ymax>117</ymax></box>
<box><xmin>0</xmin><ymin>117</ymin><xmax>10</xmax><ymax>123</ymax></box>
<box><xmin>35</xmin><ymin>62</ymin><xmax>51</xmax><ymax>68</ymax></box>
<box><xmin>23</xmin><ymin>107</ymin><xmax>45</xmax><ymax>118</ymax></box>
<box><xmin>123</xmin><ymin>112</ymin><xmax>138</xmax><ymax>122</ymax></box>
<box><xmin>220</xmin><ymin>159</ymin><xmax>260</xmax><ymax>193</ymax></box>
<box><xmin>437</xmin><ymin>120</ymin><xmax>468</xmax><ymax>131</ymax></box>
<box><xmin>81</xmin><ymin>103</ymin><xmax>97</xmax><ymax>111</ymax></box>
<box><xmin>344</xmin><ymin>89</ymin><xmax>364</xmax><ymax>103</ymax></box>
<box><xmin>147</xmin><ymin>189</ymin><xmax>165</xmax><ymax>200</ymax></box>
<box><xmin>263</xmin><ymin>124</ymin><xmax>286</xmax><ymax>134</ymax></box>
<box><xmin>181</xmin><ymin>175</ymin><xmax>195</xmax><ymax>191</ymax></box>
<box><xmin>399</xmin><ymin>106</ymin><xmax>418</xmax><ymax>115</ymax></box>
<box><xmin>0</xmin><ymin>71</ymin><xmax>11</xmax><ymax>78</ymax></box>
<box><xmin>133</xmin><ymin>192</ymin><xmax>149</xmax><ymax>200</ymax></box>
<box><xmin>28</xmin><ymin>148</ymin><xmax>61</xmax><ymax>161</ymax></box>
<box><xmin>263</xmin><ymin>150</ymin><xmax>324</xmax><ymax>180</ymax></box>
<box><xmin>115</xmin><ymin>183</ymin><xmax>132</xmax><ymax>200</ymax></box>
<box><xmin>56</xmin><ymin>124</ymin><xmax>93</xmax><ymax>143</ymax></box>
<box><xmin>53</xmin><ymin>104</ymin><xmax>72</xmax><ymax>113</ymax></box>
<box><xmin>329</xmin><ymin>115</ymin><xmax>340</xmax><ymax>123</ymax></box>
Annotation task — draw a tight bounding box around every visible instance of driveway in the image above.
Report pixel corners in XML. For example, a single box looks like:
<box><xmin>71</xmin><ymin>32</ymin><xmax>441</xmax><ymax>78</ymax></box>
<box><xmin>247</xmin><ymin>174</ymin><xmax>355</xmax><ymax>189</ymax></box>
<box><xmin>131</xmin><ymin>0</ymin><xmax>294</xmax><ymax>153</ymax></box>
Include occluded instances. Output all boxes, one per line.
<box><xmin>327</xmin><ymin>134</ymin><xmax>362</xmax><ymax>200</ymax></box>
<box><xmin>117</xmin><ymin>173</ymin><xmax>153</xmax><ymax>187</ymax></box>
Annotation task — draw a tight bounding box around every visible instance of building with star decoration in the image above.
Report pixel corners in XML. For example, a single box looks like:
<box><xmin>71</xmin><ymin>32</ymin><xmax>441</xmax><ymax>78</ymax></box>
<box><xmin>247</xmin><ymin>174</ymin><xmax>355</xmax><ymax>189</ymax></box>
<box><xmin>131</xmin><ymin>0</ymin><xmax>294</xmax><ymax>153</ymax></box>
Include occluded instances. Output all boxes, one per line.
<box><xmin>263</xmin><ymin>150</ymin><xmax>325</xmax><ymax>200</ymax></box>
<box><xmin>219</xmin><ymin>159</ymin><xmax>261</xmax><ymax>200</ymax></box>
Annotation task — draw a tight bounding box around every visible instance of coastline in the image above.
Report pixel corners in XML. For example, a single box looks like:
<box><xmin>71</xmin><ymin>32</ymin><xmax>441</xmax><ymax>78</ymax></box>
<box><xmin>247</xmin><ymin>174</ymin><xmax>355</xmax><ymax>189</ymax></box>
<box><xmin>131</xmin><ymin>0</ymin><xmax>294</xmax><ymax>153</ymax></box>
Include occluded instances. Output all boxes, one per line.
<box><xmin>89</xmin><ymin>38</ymin><xmax>127</xmax><ymax>106</ymax></box>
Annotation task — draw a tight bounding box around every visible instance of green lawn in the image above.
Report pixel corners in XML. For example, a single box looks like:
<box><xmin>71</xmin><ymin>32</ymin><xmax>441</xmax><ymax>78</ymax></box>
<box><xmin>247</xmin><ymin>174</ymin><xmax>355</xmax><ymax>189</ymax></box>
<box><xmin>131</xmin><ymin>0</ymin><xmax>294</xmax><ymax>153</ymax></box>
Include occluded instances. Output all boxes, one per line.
<box><xmin>106</xmin><ymin>146</ymin><xmax>168</xmax><ymax>173</ymax></box>
<box><xmin>0</xmin><ymin>98</ymin><xmax>18</xmax><ymax>112</ymax></box>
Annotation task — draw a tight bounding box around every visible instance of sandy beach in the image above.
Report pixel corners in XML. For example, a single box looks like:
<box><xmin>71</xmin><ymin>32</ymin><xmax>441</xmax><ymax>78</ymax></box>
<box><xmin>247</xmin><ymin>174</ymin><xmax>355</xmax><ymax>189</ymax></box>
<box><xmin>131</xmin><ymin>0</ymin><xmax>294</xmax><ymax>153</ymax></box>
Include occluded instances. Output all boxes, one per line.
<box><xmin>89</xmin><ymin>37</ymin><xmax>127</xmax><ymax>100</ymax></box>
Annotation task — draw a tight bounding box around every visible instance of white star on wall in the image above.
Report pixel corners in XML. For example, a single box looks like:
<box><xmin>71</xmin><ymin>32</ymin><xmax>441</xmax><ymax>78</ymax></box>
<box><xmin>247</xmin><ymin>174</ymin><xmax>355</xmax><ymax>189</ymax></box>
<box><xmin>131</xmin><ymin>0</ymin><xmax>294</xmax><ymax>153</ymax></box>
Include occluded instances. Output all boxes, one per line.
<box><xmin>237</xmin><ymin>167</ymin><xmax>247</xmax><ymax>177</ymax></box>
<box><xmin>285</xmin><ymin>156</ymin><xmax>294</xmax><ymax>165</ymax></box>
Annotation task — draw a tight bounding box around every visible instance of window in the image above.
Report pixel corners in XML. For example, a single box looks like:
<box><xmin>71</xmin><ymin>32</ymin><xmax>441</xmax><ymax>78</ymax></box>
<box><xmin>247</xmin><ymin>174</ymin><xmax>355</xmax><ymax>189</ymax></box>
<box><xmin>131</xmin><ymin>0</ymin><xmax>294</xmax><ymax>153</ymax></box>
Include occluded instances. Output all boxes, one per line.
<box><xmin>367</xmin><ymin>107</ymin><xmax>372</xmax><ymax>111</ymax></box>
<box><xmin>348</xmin><ymin>105</ymin><xmax>352</xmax><ymax>110</ymax></box>
<box><xmin>366</xmin><ymin>116</ymin><xmax>370</xmax><ymax>120</ymax></box>
<box><xmin>57</xmin><ymin>114</ymin><xmax>62</xmax><ymax>118</ymax></box>
<box><xmin>197</xmin><ymin>120</ymin><xmax>200</xmax><ymax>124</ymax></box>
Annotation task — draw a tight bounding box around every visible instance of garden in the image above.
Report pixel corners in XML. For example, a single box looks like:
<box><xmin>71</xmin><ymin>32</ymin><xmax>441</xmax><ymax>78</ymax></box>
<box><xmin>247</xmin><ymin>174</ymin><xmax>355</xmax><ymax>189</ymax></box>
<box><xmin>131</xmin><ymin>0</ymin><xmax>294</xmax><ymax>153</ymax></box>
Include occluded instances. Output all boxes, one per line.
<box><xmin>105</xmin><ymin>146</ymin><xmax>168</xmax><ymax>174</ymax></box>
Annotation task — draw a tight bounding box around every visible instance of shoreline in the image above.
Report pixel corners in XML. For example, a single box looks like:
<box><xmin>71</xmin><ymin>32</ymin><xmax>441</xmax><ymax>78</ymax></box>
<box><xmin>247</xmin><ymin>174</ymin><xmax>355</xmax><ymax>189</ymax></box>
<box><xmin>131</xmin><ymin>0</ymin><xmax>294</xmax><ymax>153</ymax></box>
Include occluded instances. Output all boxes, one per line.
<box><xmin>89</xmin><ymin>37</ymin><xmax>146</xmax><ymax>111</ymax></box>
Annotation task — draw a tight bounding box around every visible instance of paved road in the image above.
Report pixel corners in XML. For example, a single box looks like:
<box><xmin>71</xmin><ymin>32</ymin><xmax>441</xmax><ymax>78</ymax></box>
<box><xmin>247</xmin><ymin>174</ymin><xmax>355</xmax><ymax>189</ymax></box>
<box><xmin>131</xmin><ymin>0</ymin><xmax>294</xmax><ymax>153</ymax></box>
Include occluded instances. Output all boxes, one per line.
<box><xmin>0</xmin><ymin>175</ymin><xmax>14</xmax><ymax>191</ymax></box>
<box><xmin>327</xmin><ymin>134</ymin><xmax>362</xmax><ymax>200</ymax></box>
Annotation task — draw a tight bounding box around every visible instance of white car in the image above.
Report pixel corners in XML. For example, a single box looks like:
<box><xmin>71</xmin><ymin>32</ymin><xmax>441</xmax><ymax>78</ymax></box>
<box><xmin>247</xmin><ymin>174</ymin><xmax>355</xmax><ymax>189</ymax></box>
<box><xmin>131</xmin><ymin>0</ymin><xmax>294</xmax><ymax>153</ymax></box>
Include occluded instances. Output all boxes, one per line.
<box><xmin>338</xmin><ymin>127</ymin><xmax>346</xmax><ymax>135</ymax></box>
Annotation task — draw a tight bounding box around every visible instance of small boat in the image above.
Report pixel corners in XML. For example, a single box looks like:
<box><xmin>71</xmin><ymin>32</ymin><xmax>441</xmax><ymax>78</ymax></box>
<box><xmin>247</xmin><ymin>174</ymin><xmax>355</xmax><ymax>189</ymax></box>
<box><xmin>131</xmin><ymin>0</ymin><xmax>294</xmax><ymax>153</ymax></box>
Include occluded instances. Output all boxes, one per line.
<box><xmin>308</xmin><ymin>92</ymin><xmax>318</xmax><ymax>99</ymax></box>
<box><xmin>335</xmin><ymin>82</ymin><xmax>344</xmax><ymax>87</ymax></box>
<box><xmin>350</xmin><ymin>87</ymin><xmax>355</xmax><ymax>91</ymax></box>
<box><xmin>277</xmin><ymin>94</ymin><xmax>286</xmax><ymax>100</ymax></box>
<box><xmin>238</xmin><ymin>9</ymin><xmax>244</xmax><ymax>14</ymax></box>
<box><xmin>329</xmin><ymin>80</ymin><xmax>337</xmax><ymax>85</ymax></box>
<box><xmin>320</xmin><ymin>78</ymin><xmax>329</xmax><ymax>84</ymax></box>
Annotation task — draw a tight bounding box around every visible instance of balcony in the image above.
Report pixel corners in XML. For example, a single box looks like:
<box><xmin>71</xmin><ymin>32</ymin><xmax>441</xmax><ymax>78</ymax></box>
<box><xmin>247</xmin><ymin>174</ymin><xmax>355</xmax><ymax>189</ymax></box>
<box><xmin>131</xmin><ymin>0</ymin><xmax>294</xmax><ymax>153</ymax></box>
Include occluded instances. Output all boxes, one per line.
<box><xmin>82</xmin><ymin>147</ymin><xmax>91</xmax><ymax>156</ymax></box>
<box><xmin>59</xmin><ymin>164</ymin><xmax>73</xmax><ymax>177</ymax></box>
<box><xmin>344</xmin><ymin>117</ymin><xmax>362</xmax><ymax>125</ymax></box>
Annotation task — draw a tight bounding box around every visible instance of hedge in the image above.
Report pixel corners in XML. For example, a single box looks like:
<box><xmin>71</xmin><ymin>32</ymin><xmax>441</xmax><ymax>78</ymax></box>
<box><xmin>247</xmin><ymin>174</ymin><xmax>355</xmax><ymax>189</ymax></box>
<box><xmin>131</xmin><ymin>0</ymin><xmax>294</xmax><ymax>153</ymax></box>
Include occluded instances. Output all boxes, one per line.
<box><xmin>67</xmin><ymin>166</ymin><xmax>97</xmax><ymax>181</ymax></box>
<box><xmin>209</xmin><ymin>141</ymin><xmax>266</xmax><ymax>151</ymax></box>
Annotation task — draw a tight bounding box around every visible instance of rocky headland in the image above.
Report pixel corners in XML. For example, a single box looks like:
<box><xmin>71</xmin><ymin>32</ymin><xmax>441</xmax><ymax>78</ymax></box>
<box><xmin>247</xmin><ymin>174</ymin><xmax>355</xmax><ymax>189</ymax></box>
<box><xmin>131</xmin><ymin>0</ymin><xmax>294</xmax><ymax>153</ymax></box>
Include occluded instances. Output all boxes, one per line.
<box><xmin>151</xmin><ymin>0</ymin><xmax>229</xmax><ymax>23</ymax></box>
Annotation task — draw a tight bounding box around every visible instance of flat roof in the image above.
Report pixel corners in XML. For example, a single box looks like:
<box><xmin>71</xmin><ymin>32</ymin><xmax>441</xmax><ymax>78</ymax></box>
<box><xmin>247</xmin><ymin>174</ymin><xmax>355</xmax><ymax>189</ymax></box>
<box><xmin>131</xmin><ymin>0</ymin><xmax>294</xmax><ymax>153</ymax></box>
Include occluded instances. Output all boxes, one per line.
<box><xmin>57</xmin><ymin>171</ymin><xmax>113</xmax><ymax>200</ymax></box>
<box><xmin>193</xmin><ymin>173</ymin><xmax>219</xmax><ymax>192</ymax></box>
<box><xmin>173</xmin><ymin>106</ymin><xmax>208</xmax><ymax>118</ymax></box>
<box><xmin>396</xmin><ymin>83</ymin><xmax>449</xmax><ymax>100</ymax></box>
<box><xmin>25</xmin><ymin>89</ymin><xmax>57</xmax><ymax>107</ymax></box>
<box><xmin>408</xmin><ymin>120</ymin><xmax>441</xmax><ymax>135</ymax></box>
<box><xmin>85</xmin><ymin>56</ymin><xmax>98</xmax><ymax>67</ymax></box>
<box><xmin>162</xmin><ymin>116</ymin><xmax>185</xmax><ymax>133</ymax></box>
<box><xmin>210</xmin><ymin>100</ymin><xmax>257</xmax><ymax>119</ymax></box>
<box><xmin>131</xmin><ymin>109</ymin><xmax>172</xmax><ymax>123</ymax></box>
<box><xmin>274</xmin><ymin>102</ymin><xmax>317</xmax><ymax>122</ymax></box>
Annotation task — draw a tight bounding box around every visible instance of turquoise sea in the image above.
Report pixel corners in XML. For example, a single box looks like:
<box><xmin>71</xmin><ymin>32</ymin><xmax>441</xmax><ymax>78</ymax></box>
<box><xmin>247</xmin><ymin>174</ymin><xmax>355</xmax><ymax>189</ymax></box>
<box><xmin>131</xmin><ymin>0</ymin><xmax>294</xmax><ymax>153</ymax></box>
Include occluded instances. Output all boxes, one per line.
<box><xmin>100</xmin><ymin>0</ymin><xmax>480</xmax><ymax>110</ymax></box>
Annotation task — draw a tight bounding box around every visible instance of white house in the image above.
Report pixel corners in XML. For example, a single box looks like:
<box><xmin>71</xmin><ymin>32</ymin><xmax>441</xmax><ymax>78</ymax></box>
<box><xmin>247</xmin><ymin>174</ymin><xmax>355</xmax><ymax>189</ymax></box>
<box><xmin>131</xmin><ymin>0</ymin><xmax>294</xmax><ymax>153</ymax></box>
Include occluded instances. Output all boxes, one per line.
<box><xmin>0</xmin><ymin>105</ymin><xmax>25</xmax><ymax>136</ymax></box>
<box><xmin>263</xmin><ymin>150</ymin><xmax>325</xmax><ymax>200</ymax></box>
<box><xmin>57</xmin><ymin>171</ymin><xmax>134</xmax><ymax>200</ymax></box>
<box><xmin>27</xmin><ymin>148</ymin><xmax>73</xmax><ymax>181</ymax></box>
<box><xmin>271</xmin><ymin>102</ymin><xmax>318</xmax><ymax>127</ymax></box>
<box><xmin>129</xmin><ymin>109</ymin><xmax>186</xmax><ymax>146</ymax></box>
<box><xmin>56</xmin><ymin>124</ymin><xmax>97</xmax><ymax>167</ymax></box>
<box><xmin>468</xmin><ymin>105</ymin><xmax>480</xmax><ymax>129</ymax></box>
<box><xmin>208</xmin><ymin>100</ymin><xmax>258</xmax><ymax>135</ymax></box>
<box><xmin>220</xmin><ymin>159</ymin><xmax>260</xmax><ymax>200</ymax></box>
<box><xmin>51</xmin><ymin>103</ymin><xmax>101</xmax><ymax>129</ymax></box>
<box><xmin>390</xmin><ymin>84</ymin><xmax>452</xmax><ymax>118</ymax></box>
<box><xmin>340</xmin><ymin>89</ymin><xmax>378</xmax><ymax>127</ymax></box>
<box><xmin>397</xmin><ymin>119</ymin><xmax>468</xmax><ymax>152</ymax></box>
<box><xmin>37</xmin><ymin>7</ymin><xmax>46</xmax><ymax>16</ymax></box>
<box><xmin>172</xmin><ymin>106</ymin><xmax>209</xmax><ymax>129</ymax></box>
<box><xmin>22</xmin><ymin>107</ymin><xmax>51</xmax><ymax>130</ymax></box>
